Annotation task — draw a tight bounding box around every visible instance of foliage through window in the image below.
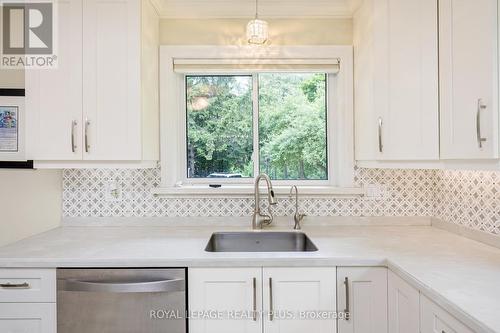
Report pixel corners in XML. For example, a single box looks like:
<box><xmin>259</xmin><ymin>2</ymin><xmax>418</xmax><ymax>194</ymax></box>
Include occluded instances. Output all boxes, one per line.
<box><xmin>186</xmin><ymin>73</ymin><xmax>328</xmax><ymax>181</ymax></box>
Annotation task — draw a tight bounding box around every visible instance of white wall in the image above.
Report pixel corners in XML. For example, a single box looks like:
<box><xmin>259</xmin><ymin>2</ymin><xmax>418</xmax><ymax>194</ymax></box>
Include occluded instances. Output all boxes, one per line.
<box><xmin>0</xmin><ymin>72</ymin><xmax>62</xmax><ymax>246</ymax></box>
<box><xmin>160</xmin><ymin>18</ymin><xmax>353</xmax><ymax>45</ymax></box>
<box><xmin>0</xmin><ymin>169</ymin><xmax>62</xmax><ymax>246</ymax></box>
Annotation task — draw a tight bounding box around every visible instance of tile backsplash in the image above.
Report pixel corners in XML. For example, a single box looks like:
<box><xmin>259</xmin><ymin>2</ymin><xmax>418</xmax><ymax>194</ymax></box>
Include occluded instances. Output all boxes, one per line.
<box><xmin>63</xmin><ymin>168</ymin><xmax>435</xmax><ymax>218</ymax></box>
<box><xmin>62</xmin><ymin>167</ymin><xmax>500</xmax><ymax>236</ymax></box>
<box><xmin>435</xmin><ymin>170</ymin><xmax>500</xmax><ymax>235</ymax></box>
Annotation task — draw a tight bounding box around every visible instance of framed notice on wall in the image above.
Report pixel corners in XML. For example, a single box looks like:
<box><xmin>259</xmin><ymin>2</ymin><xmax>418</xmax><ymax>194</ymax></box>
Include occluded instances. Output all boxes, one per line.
<box><xmin>0</xmin><ymin>90</ymin><xmax>26</xmax><ymax>162</ymax></box>
<box><xmin>0</xmin><ymin>106</ymin><xmax>19</xmax><ymax>152</ymax></box>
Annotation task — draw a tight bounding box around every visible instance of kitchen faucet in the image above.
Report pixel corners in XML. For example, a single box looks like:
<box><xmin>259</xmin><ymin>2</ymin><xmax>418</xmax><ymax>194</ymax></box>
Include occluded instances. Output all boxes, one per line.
<box><xmin>252</xmin><ymin>173</ymin><xmax>277</xmax><ymax>230</ymax></box>
<box><xmin>289</xmin><ymin>185</ymin><xmax>306</xmax><ymax>230</ymax></box>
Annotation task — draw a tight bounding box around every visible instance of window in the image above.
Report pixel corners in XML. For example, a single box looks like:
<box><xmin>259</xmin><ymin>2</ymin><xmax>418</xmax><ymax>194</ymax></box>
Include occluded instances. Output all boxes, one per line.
<box><xmin>159</xmin><ymin>46</ymin><xmax>357</xmax><ymax>194</ymax></box>
<box><xmin>259</xmin><ymin>73</ymin><xmax>327</xmax><ymax>180</ymax></box>
<box><xmin>185</xmin><ymin>73</ymin><xmax>328</xmax><ymax>181</ymax></box>
<box><xmin>186</xmin><ymin>75</ymin><xmax>254</xmax><ymax>178</ymax></box>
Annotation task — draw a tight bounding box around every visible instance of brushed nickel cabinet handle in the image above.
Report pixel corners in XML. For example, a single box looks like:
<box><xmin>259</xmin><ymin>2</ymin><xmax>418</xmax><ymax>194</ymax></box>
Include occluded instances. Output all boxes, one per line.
<box><xmin>84</xmin><ymin>119</ymin><xmax>90</xmax><ymax>153</ymax></box>
<box><xmin>71</xmin><ymin>120</ymin><xmax>78</xmax><ymax>153</ymax></box>
<box><xmin>0</xmin><ymin>282</ymin><xmax>31</xmax><ymax>289</ymax></box>
<box><xmin>252</xmin><ymin>277</ymin><xmax>257</xmax><ymax>321</ymax></box>
<box><xmin>476</xmin><ymin>99</ymin><xmax>487</xmax><ymax>148</ymax></box>
<box><xmin>269</xmin><ymin>277</ymin><xmax>274</xmax><ymax>321</ymax></box>
<box><xmin>344</xmin><ymin>277</ymin><xmax>350</xmax><ymax>321</ymax></box>
<box><xmin>378</xmin><ymin>117</ymin><xmax>383</xmax><ymax>153</ymax></box>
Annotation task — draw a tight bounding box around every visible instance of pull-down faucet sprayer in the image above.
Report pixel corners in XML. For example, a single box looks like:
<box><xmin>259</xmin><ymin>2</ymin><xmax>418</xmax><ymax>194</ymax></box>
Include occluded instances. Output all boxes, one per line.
<box><xmin>251</xmin><ymin>173</ymin><xmax>277</xmax><ymax>230</ymax></box>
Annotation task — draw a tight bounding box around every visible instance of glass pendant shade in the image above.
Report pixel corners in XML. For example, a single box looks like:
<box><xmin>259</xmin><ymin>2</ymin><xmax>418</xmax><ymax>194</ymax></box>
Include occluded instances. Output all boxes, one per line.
<box><xmin>246</xmin><ymin>19</ymin><xmax>269</xmax><ymax>45</ymax></box>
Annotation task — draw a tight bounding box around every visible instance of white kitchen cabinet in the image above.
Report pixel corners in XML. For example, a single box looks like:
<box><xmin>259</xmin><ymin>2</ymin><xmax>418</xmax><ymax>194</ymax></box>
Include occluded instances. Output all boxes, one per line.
<box><xmin>354</xmin><ymin>0</ymin><xmax>439</xmax><ymax>162</ymax></box>
<box><xmin>0</xmin><ymin>269</ymin><xmax>56</xmax><ymax>303</ymax></box>
<box><xmin>189</xmin><ymin>267</ymin><xmax>262</xmax><ymax>333</ymax></box>
<box><xmin>420</xmin><ymin>294</ymin><xmax>474</xmax><ymax>333</ymax></box>
<box><xmin>82</xmin><ymin>0</ymin><xmax>140</xmax><ymax>161</ymax></box>
<box><xmin>439</xmin><ymin>0</ymin><xmax>499</xmax><ymax>160</ymax></box>
<box><xmin>388</xmin><ymin>270</ymin><xmax>419</xmax><ymax>333</ymax></box>
<box><xmin>262</xmin><ymin>267</ymin><xmax>336</xmax><ymax>333</ymax></box>
<box><xmin>0</xmin><ymin>303</ymin><xmax>56</xmax><ymax>333</ymax></box>
<box><xmin>25</xmin><ymin>0</ymin><xmax>83</xmax><ymax>161</ymax></box>
<box><xmin>189</xmin><ymin>267</ymin><xmax>336</xmax><ymax>333</ymax></box>
<box><xmin>337</xmin><ymin>267</ymin><xmax>388</xmax><ymax>333</ymax></box>
<box><xmin>0</xmin><ymin>268</ymin><xmax>56</xmax><ymax>333</ymax></box>
<box><xmin>26</xmin><ymin>0</ymin><xmax>159</xmax><ymax>165</ymax></box>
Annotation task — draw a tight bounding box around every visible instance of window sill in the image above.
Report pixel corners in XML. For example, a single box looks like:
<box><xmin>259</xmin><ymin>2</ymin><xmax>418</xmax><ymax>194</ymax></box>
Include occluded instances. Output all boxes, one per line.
<box><xmin>151</xmin><ymin>185</ymin><xmax>366</xmax><ymax>198</ymax></box>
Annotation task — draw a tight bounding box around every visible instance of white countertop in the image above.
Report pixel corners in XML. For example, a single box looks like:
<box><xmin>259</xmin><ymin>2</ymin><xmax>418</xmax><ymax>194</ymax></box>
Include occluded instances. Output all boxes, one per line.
<box><xmin>0</xmin><ymin>224</ymin><xmax>499</xmax><ymax>332</ymax></box>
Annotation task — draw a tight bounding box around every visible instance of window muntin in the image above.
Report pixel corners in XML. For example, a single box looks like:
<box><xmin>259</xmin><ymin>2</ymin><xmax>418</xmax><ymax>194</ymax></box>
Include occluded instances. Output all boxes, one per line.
<box><xmin>185</xmin><ymin>73</ymin><xmax>328</xmax><ymax>182</ymax></box>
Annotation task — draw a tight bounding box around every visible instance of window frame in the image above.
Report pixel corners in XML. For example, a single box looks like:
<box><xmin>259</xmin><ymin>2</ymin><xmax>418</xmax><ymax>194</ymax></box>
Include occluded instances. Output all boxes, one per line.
<box><xmin>157</xmin><ymin>46</ymin><xmax>358</xmax><ymax>196</ymax></box>
<box><xmin>181</xmin><ymin>72</ymin><xmax>333</xmax><ymax>186</ymax></box>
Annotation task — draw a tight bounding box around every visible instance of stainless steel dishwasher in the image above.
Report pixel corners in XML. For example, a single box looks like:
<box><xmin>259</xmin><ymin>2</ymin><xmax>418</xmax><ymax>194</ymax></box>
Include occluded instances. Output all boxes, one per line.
<box><xmin>57</xmin><ymin>268</ymin><xmax>186</xmax><ymax>333</ymax></box>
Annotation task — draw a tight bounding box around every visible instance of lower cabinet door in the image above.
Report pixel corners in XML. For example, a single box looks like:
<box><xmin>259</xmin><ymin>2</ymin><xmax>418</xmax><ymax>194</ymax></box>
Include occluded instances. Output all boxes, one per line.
<box><xmin>388</xmin><ymin>270</ymin><xmax>419</xmax><ymax>333</ymax></box>
<box><xmin>189</xmin><ymin>267</ymin><xmax>262</xmax><ymax>333</ymax></box>
<box><xmin>337</xmin><ymin>267</ymin><xmax>388</xmax><ymax>333</ymax></box>
<box><xmin>420</xmin><ymin>295</ymin><xmax>474</xmax><ymax>333</ymax></box>
<box><xmin>262</xmin><ymin>267</ymin><xmax>337</xmax><ymax>333</ymax></box>
<box><xmin>0</xmin><ymin>303</ymin><xmax>56</xmax><ymax>333</ymax></box>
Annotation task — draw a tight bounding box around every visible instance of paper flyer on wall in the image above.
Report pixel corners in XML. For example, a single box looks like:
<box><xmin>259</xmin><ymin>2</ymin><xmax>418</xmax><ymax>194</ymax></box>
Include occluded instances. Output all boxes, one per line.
<box><xmin>0</xmin><ymin>106</ymin><xmax>19</xmax><ymax>152</ymax></box>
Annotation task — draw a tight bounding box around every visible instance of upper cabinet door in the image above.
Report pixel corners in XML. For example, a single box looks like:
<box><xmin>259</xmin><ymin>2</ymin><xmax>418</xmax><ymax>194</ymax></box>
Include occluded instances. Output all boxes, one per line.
<box><xmin>26</xmin><ymin>0</ymin><xmax>83</xmax><ymax>160</ymax></box>
<box><xmin>82</xmin><ymin>0</ymin><xmax>141</xmax><ymax>160</ymax></box>
<box><xmin>354</xmin><ymin>0</ymin><xmax>439</xmax><ymax>161</ymax></box>
<box><xmin>262</xmin><ymin>267</ymin><xmax>337</xmax><ymax>333</ymax></box>
<box><xmin>189</xmin><ymin>268</ymin><xmax>262</xmax><ymax>333</ymax></box>
<box><xmin>374</xmin><ymin>0</ymin><xmax>439</xmax><ymax>160</ymax></box>
<box><xmin>337</xmin><ymin>267</ymin><xmax>388</xmax><ymax>333</ymax></box>
<box><xmin>439</xmin><ymin>0</ymin><xmax>499</xmax><ymax>159</ymax></box>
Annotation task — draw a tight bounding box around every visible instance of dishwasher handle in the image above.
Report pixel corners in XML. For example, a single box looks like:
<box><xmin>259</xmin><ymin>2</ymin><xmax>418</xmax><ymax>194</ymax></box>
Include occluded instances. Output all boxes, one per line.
<box><xmin>59</xmin><ymin>278</ymin><xmax>185</xmax><ymax>293</ymax></box>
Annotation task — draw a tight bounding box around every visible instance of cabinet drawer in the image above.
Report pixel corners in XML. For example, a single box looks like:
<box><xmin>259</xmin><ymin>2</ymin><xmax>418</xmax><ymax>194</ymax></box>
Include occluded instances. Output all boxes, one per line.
<box><xmin>420</xmin><ymin>295</ymin><xmax>473</xmax><ymax>333</ymax></box>
<box><xmin>0</xmin><ymin>269</ymin><xmax>56</xmax><ymax>303</ymax></box>
<box><xmin>0</xmin><ymin>303</ymin><xmax>56</xmax><ymax>333</ymax></box>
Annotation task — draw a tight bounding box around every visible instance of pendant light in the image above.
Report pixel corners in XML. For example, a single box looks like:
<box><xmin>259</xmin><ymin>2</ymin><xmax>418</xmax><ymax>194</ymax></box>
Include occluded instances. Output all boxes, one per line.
<box><xmin>246</xmin><ymin>0</ymin><xmax>269</xmax><ymax>45</ymax></box>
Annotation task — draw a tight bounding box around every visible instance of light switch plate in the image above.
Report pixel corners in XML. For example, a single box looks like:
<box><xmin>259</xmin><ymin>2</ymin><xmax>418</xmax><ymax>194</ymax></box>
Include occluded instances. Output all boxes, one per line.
<box><xmin>105</xmin><ymin>179</ymin><xmax>122</xmax><ymax>202</ymax></box>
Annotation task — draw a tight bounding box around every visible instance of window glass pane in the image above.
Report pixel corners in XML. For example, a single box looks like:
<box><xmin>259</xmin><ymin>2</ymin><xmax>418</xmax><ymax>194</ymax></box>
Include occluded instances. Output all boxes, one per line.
<box><xmin>186</xmin><ymin>75</ymin><xmax>254</xmax><ymax>178</ymax></box>
<box><xmin>259</xmin><ymin>73</ymin><xmax>328</xmax><ymax>180</ymax></box>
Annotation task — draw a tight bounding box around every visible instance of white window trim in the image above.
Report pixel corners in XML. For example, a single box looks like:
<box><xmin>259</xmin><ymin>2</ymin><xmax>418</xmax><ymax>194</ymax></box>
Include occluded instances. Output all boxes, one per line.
<box><xmin>154</xmin><ymin>45</ymin><xmax>363</xmax><ymax>197</ymax></box>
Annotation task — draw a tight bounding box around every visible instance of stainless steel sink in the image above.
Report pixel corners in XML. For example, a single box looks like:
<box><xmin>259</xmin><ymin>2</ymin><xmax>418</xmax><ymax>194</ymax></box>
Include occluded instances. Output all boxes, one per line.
<box><xmin>205</xmin><ymin>232</ymin><xmax>318</xmax><ymax>252</ymax></box>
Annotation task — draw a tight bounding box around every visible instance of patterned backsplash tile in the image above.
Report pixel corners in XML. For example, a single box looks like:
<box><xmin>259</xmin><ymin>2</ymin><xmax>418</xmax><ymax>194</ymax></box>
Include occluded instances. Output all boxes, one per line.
<box><xmin>62</xmin><ymin>167</ymin><xmax>500</xmax><ymax>236</ymax></box>
<box><xmin>62</xmin><ymin>168</ymin><xmax>436</xmax><ymax>218</ymax></box>
<box><xmin>435</xmin><ymin>170</ymin><xmax>500</xmax><ymax>235</ymax></box>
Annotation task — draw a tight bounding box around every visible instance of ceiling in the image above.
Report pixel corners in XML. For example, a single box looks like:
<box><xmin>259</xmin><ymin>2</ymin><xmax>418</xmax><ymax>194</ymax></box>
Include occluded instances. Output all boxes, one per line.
<box><xmin>151</xmin><ymin>0</ymin><xmax>360</xmax><ymax>19</ymax></box>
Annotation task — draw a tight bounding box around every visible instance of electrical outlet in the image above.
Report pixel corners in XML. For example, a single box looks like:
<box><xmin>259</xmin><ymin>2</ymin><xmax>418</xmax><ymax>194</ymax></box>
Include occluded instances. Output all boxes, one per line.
<box><xmin>105</xmin><ymin>179</ymin><xmax>122</xmax><ymax>202</ymax></box>
<box><xmin>365</xmin><ymin>184</ymin><xmax>386</xmax><ymax>199</ymax></box>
